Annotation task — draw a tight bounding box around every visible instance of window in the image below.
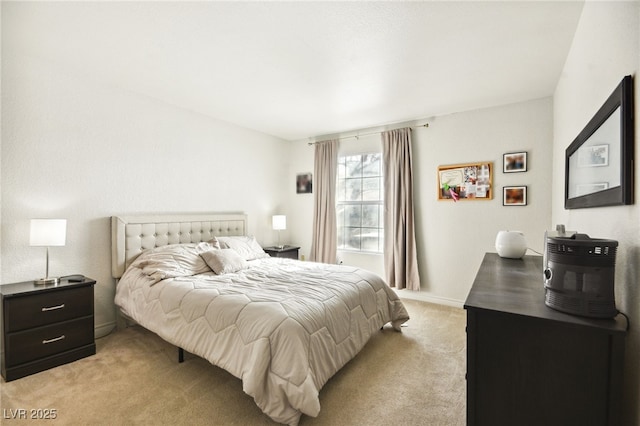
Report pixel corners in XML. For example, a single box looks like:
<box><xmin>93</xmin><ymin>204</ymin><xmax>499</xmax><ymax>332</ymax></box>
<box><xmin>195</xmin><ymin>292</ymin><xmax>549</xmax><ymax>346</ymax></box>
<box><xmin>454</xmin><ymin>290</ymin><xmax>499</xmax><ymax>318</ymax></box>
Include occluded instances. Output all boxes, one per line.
<box><xmin>336</xmin><ymin>153</ymin><xmax>384</xmax><ymax>253</ymax></box>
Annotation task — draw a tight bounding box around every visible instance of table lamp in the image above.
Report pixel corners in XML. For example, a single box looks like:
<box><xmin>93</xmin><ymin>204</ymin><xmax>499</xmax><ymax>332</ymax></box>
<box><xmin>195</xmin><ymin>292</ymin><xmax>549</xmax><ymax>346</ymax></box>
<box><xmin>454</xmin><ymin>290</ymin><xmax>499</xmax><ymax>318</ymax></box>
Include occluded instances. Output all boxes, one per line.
<box><xmin>30</xmin><ymin>219</ymin><xmax>67</xmax><ymax>285</ymax></box>
<box><xmin>272</xmin><ymin>215</ymin><xmax>286</xmax><ymax>249</ymax></box>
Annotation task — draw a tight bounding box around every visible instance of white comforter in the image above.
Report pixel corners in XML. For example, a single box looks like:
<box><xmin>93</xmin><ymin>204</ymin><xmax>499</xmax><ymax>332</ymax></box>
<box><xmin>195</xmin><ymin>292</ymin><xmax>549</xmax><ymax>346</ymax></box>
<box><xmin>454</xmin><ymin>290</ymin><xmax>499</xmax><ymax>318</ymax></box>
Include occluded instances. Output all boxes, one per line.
<box><xmin>115</xmin><ymin>254</ymin><xmax>409</xmax><ymax>425</ymax></box>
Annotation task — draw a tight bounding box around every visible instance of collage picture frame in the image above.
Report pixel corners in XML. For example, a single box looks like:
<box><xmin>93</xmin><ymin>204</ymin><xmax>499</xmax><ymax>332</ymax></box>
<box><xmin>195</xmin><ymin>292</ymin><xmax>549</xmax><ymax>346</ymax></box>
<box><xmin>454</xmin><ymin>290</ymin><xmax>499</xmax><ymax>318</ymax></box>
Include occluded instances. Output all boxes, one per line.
<box><xmin>437</xmin><ymin>162</ymin><xmax>493</xmax><ymax>201</ymax></box>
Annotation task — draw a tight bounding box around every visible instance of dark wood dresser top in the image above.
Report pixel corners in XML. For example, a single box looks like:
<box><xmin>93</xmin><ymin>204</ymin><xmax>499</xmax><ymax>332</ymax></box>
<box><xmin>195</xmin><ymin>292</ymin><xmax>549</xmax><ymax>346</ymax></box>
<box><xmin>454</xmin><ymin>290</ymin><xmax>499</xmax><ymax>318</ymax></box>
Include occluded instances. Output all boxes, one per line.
<box><xmin>464</xmin><ymin>252</ymin><xmax>627</xmax><ymax>333</ymax></box>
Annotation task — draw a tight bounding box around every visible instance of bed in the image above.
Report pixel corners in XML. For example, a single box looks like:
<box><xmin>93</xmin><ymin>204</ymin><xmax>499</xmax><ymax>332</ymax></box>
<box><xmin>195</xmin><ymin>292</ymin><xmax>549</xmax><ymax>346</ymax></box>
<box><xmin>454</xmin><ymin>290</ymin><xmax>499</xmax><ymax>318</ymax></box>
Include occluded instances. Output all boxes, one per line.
<box><xmin>111</xmin><ymin>213</ymin><xmax>409</xmax><ymax>425</ymax></box>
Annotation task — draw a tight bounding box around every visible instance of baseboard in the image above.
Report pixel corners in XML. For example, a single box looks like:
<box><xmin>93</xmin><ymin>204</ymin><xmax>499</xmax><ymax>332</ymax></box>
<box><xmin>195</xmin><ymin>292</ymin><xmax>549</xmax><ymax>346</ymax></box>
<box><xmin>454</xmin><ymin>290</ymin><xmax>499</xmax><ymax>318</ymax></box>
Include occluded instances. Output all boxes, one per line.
<box><xmin>397</xmin><ymin>290</ymin><xmax>464</xmax><ymax>309</ymax></box>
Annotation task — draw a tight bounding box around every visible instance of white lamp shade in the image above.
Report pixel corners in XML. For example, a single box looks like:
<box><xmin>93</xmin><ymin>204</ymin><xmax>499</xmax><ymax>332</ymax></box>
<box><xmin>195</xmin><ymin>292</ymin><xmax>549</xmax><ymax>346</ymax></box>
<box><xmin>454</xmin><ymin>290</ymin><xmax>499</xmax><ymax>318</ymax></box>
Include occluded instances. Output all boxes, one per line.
<box><xmin>272</xmin><ymin>215</ymin><xmax>286</xmax><ymax>231</ymax></box>
<box><xmin>30</xmin><ymin>219</ymin><xmax>67</xmax><ymax>247</ymax></box>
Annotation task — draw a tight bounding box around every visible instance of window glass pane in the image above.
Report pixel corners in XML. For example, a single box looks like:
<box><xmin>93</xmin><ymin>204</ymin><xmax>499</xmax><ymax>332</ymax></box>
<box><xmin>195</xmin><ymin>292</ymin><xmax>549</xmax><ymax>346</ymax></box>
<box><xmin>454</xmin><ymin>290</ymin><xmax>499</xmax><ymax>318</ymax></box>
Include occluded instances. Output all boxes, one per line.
<box><xmin>361</xmin><ymin>228</ymin><xmax>380</xmax><ymax>252</ymax></box>
<box><xmin>337</xmin><ymin>157</ymin><xmax>346</xmax><ymax>179</ymax></box>
<box><xmin>336</xmin><ymin>205</ymin><xmax>345</xmax><ymax>248</ymax></box>
<box><xmin>344</xmin><ymin>205</ymin><xmax>361</xmax><ymax>227</ymax></box>
<box><xmin>362</xmin><ymin>177</ymin><xmax>380</xmax><ymax>201</ymax></box>
<box><xmin>362</xmin><ymin>205</ymin><xmax>379</xmax><ymax>227</ymax></box>
<box><xmin>337</xmin><ymin>178</ymin><xmax>346</xmax><ymax>201</ymax></box>
<box><xmin>345</xmin><ymin>227</ymin><xmax>361</xmax><ymax>250</ymax></box>
<box><xmin>362</xmin><ymin>154</ymin><xmax>381</xmax><ymax>177</ymax></box>
<box><xmin>336</xmin><ymin>205</ymin><xmax>344</xmax><ymax>227</ymax></box>
<box><xmin>346</xmin><ymin>156</ymin><xmax>362</xmax><ymax>178</ymax></box>
<box><xmin>345</xmin><ymin>178</ymin><xmax>362</xmax><ymax>201</ymax></box>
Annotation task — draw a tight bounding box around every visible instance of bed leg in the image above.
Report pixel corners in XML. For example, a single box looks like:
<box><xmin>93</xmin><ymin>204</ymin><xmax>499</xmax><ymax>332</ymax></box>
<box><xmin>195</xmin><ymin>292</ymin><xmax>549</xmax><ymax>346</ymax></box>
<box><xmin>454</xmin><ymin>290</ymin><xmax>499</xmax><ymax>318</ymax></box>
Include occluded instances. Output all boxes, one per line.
<box><xmin>178</xmin><ymin>347</ymin><xmax>184</xmax><ymax>363</ymax></box>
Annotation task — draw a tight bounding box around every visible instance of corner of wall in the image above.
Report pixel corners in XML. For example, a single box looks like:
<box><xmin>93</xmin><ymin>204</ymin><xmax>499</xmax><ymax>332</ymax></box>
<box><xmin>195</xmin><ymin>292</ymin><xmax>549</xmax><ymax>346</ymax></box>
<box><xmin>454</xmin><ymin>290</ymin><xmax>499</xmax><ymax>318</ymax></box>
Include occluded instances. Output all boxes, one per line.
<box><xmin>552</xmin><ymin>2</ymin><xmax>640</xmax><ymax>423</ymax></box>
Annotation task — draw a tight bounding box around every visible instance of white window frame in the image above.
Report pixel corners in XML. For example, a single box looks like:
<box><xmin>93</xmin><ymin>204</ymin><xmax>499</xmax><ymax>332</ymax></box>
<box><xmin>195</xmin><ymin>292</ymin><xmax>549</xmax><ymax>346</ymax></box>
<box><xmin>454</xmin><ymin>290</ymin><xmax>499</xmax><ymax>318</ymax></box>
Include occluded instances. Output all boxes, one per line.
<box><xmin>336</xmin><ymin>152</ymin><xmax>384</xmax><ymax>253</ymax></box>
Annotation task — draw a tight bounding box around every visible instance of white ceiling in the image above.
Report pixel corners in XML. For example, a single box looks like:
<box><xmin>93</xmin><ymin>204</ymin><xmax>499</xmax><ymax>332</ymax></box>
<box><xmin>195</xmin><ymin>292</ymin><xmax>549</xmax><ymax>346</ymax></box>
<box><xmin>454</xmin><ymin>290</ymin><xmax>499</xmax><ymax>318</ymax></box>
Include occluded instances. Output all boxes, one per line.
<box><xmin>4</xmin><ymin>1</ymin><xmax>585</xmax><ymax>141</ymax></box>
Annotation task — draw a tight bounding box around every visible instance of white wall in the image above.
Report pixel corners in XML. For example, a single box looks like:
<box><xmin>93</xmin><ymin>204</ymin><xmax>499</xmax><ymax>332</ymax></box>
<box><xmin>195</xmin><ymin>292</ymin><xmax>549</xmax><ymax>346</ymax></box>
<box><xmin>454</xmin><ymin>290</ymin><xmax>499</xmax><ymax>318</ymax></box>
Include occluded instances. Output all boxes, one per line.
<box><xmin>552</xmin><ymin>2</ymin><xmax>640</xmax><ymax>423</ymax></box>
<box><xmin>0</xmin><ymin>2</ymin><xmax>3</xmax><ymax>282</ymax></box>
<box><xmin>289</xmin><ymin>97</ymin><xmax>554</xmax><ymax>306</ymax></box>
<box><xmin>1</xmin><ymin>51</ymin><xmax>290</xmax><ymax>337</ymax></box>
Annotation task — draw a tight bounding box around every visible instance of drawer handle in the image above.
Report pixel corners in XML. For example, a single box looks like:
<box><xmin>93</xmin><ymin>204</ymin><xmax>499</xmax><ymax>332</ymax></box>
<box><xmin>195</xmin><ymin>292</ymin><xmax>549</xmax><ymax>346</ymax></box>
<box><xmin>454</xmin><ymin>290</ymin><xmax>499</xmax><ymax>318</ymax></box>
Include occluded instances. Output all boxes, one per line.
<box><xmin>42</xmin><ymin>335</ymin><xmax>66</xmax><ymax>345</ymax></box>
<box><xmin>42</xmin><ymin>304</ymin><xmax>65</xmax><ymax>312</ymax></box>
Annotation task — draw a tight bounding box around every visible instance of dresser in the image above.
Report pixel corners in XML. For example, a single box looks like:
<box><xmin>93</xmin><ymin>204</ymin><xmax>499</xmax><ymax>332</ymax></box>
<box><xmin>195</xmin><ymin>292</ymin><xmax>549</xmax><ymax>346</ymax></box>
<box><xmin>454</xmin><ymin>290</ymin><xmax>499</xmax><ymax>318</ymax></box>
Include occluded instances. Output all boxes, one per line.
<box><xmin>1</xmin><ymin>277</ymin><xmax>96</xmax><ymax>381</ymax></box>
<box><xmin>464</xmin><ymin>253</ymin><xmax>626</xmax><ymax>426</ymax></box>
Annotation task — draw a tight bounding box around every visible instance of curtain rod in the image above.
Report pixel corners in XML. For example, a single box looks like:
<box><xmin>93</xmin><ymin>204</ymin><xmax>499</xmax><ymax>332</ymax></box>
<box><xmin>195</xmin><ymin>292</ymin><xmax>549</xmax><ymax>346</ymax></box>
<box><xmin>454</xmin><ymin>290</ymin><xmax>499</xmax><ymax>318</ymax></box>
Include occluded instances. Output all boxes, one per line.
<box><xmin>307</xmin><ymin>123</ymin><xmax>429</xmax><ymax>146</ymax></box>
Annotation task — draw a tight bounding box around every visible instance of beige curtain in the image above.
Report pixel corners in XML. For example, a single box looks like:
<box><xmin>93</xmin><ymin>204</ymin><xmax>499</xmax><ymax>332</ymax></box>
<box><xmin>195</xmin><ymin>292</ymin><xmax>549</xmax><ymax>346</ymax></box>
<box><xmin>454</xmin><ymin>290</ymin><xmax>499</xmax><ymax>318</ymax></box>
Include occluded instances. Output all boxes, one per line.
<box><xmin>309</xmin><ymin>139</ymin><xmax>338</xmax><ymax>264</ymax></box>
<box><xmin>382</xmin><ymin>128</ymin><xmax>421</xmax><ymax>290</ymax></box>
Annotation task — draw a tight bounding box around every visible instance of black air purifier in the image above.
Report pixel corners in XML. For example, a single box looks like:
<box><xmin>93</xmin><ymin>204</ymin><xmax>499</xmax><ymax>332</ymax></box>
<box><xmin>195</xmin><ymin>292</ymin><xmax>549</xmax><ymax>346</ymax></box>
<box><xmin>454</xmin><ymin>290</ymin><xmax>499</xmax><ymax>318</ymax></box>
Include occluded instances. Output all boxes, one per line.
<box><xmin>543</xmin><ymin>233</ymin><xmax>618</xmax><ymax>318</ymax></box>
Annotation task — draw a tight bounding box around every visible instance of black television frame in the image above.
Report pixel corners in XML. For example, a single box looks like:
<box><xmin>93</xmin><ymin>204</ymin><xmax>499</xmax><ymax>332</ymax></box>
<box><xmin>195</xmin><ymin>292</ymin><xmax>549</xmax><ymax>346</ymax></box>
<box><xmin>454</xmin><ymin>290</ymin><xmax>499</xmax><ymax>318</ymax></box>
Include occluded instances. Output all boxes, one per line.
<box><xmin>564</xmin><ymin>75</ymin><xmax>634</xmax><ymax>209</ymax></box>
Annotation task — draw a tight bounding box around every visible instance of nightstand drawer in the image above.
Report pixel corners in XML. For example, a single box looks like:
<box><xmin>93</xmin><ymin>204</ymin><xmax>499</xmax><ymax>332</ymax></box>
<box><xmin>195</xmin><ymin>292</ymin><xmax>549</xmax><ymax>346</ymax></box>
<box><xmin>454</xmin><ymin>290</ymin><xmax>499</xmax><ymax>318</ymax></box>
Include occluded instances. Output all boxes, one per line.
<box><xmin>5</xmin><ymin>316</ymin><xmax>94</xmax><ymax>366</ymax></box>
<box><xmin>275</xmin><ymin>250</ymin><xmax>298</xmax><ymax>259</ymax></box>
<box><xmin>4</xmin><ymin>286</ymin><xmax>93</xmax><ymax>332</ymax></box>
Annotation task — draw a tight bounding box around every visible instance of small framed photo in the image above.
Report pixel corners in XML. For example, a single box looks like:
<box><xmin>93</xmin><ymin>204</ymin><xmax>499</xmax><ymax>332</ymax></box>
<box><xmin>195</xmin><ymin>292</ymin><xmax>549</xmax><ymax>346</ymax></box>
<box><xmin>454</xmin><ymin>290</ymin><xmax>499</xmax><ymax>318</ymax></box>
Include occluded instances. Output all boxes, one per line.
<box><xmin>503</xmin><ymin>151</ymin><xmax>527</xmax><ymax>173</ymax></box>
<box><xmin>296</xmin><ymin>173</ymin><xmax>312</xmax><ymax>194</ymax></box>
<box><xmin>503</xmin><ymin>186</ymin><xmax>527</xmax><ymax>206</ymax></box>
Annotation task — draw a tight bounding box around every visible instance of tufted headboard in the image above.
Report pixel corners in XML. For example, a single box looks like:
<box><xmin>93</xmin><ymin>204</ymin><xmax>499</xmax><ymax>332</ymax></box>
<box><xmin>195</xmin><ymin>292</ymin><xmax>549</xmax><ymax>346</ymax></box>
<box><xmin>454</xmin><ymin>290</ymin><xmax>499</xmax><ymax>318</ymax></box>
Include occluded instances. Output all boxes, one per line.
<box><xmin>111</xmin><ymin>213</ymin><xmax>248</xmax><ymax>279</ymax></box>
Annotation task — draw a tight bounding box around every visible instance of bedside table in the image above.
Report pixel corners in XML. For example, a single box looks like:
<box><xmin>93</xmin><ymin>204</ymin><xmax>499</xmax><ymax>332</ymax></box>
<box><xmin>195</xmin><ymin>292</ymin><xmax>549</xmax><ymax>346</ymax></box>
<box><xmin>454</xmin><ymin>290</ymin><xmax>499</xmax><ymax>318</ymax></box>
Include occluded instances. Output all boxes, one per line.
<box><xmin>1</xmin><ymin>276</ymin><xmax>96</xmax><ymax>381</ymax></box>
<box><xmin>263</xmin><ymin>246</ymin><xmax>300</xmax><ymax>260</ymax></box>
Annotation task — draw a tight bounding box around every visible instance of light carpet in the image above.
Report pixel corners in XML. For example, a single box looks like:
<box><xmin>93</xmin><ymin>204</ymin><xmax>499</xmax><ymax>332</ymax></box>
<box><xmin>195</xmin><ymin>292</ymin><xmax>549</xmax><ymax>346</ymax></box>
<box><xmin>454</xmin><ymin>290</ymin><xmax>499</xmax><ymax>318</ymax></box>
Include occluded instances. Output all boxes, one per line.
<box><xmin>0</xmin><ymin>299</ymin><xmax>466</xmax><ymax>425</ymax></box>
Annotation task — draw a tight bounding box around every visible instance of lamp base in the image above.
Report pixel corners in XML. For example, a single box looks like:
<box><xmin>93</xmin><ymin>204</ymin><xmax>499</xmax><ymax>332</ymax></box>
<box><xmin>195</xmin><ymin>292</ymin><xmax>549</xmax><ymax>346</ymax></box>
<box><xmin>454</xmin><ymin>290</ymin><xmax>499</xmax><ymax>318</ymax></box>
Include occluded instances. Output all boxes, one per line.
<box><xmin>34</xmin><ymin>277</ymin><xmax>59</xmax><ymax>285</ymax></box>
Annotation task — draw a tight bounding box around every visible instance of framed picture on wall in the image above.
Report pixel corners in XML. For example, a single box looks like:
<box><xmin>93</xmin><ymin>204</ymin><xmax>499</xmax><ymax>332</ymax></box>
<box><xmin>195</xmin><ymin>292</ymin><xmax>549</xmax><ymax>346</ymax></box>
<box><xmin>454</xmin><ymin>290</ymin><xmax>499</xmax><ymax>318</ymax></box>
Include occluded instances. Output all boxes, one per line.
<box><xmin>296</xmin><ymin>173</ymin><xmax>312</xmax><ymax>194</ymax></box>
<box><xmin>437</xmin><ymin>162</ymin><xmax>493</xmax><ymax>201</ymax></box>
<box><xmin>503</xmin><ymin>151</ymin><xmax>527</xmax><ymax>173</ymax></box>
<box><xmin>503</xmin><ymin>186</ymin><xmax>527</xmax><ymax>206</ymax></box>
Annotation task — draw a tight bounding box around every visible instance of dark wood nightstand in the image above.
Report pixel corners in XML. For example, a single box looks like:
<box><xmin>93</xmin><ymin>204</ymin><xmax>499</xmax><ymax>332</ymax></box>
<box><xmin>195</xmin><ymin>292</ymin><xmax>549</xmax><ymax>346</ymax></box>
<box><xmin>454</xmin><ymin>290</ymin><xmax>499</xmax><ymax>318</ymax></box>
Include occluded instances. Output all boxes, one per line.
<box><xmin>1</xmin><ymin>276</ymin><xmax>96</xmax><ymax>381</ymax></box>
<box><xmin>263</xmin><ymin>246</ymin><xmax>300</xmax><ymax>260</ymax></box>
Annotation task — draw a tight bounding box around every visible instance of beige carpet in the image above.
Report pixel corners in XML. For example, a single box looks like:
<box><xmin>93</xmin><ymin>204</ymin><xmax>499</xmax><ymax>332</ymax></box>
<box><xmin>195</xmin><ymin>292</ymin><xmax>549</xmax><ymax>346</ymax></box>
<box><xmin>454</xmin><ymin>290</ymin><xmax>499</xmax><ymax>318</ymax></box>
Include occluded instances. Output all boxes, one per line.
<box><xmin>0</xmin><ymin>299</ymin><xmax>466</xmax><ymax>425</ymax></box>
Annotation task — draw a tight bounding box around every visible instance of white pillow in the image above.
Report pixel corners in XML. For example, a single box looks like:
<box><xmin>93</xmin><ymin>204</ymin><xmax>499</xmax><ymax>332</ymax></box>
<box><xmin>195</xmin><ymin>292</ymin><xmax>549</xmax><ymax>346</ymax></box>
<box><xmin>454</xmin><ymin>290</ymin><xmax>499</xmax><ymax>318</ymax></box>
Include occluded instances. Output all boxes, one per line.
<box><xmin>200</xmin><ymin>249</ymin><xmax>248</xmax><ymax>274</ymax></box>
<box><xmin>134</xmin><ymin>242</ymin><xmax>216</xmax><ymax>283</ymax></box>
<box><xmin>207</xmin><ymin>236</ymin><xmax>222</xmax><ymax>249</ymax></box>
<box><xmin>217</xmin><ymin>236</ymin><xmax>269</xmax><ymax>261</ymax></box>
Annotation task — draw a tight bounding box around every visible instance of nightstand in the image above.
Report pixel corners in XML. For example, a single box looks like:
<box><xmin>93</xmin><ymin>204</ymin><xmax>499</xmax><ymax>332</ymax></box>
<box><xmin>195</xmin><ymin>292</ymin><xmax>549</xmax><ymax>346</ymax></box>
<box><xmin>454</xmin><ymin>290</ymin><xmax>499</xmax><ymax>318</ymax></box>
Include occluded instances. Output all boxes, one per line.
<box><xmin>263</xmin><ymin>246</ymin><xmax>300</xmax><ymax>260</ymax></box>
<box><xmin>1</xmin><ymin>276</ymin><xmax>96</xmax><ymax>381</ymax></box>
